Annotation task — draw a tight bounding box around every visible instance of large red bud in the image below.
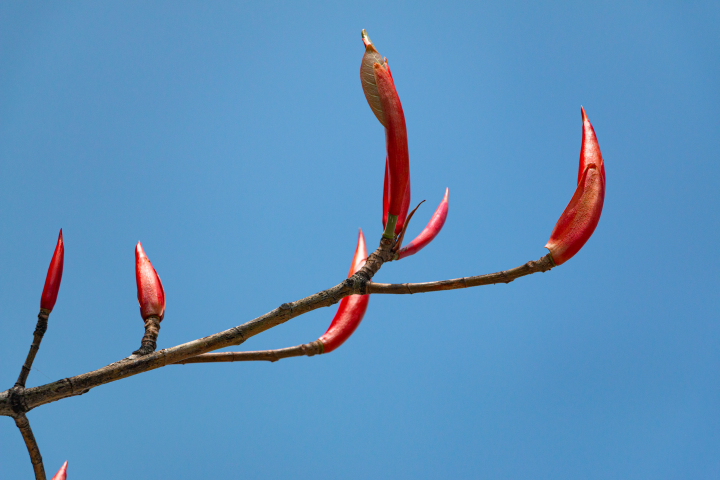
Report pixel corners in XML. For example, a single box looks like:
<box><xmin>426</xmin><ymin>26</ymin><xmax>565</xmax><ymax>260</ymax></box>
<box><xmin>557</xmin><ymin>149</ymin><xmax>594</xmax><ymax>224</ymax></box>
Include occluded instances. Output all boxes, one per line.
<box><xmin>545</xmin><ymin>107</ymin><xmax>606</xmax><ymax>265</ymax></box>
<box><xmin>374</xmin><ymin>61</ymin><xmax>410</xmax><ymax>236</ymax></box>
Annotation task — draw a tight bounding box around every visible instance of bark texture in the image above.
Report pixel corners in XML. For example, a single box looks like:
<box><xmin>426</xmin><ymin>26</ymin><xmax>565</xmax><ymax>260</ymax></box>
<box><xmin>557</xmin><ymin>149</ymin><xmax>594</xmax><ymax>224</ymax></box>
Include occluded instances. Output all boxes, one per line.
<box><xmin>14</xmin><ymin>413</ymin><xmax>46</xmax><ymax>480</ymax></box>
<box><xmin>15</xmin><ymin>310</ymin><xmax>50</xmax><ymax>388</ymax></box>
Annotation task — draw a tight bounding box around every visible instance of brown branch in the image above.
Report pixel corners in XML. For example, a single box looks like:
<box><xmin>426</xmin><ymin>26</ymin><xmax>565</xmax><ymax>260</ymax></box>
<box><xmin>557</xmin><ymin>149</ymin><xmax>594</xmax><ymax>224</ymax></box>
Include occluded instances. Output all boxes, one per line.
<box><xmin>0</xmin><ymin>242</ymin><xmax>553</xmax><ymax>424</ymax></box>
<box><xmin>366</xmin><ymin>254</ymin><xmax>555</xmax><ymax>294</ymax></box>
<box><xmin>14</xmin><ymin>413</ymin><xmax>46</xmax><ymax>480</ymax></box>
<box><xmin>176</xmin><ymin>341</ymin><xmax>324</xmax><ymax>364</ymax></box>
<box><xmin>0</xmin><ymin>237</ymin><xmax>395</xmax><ymax>418</ymax></box>
<box><xmin>179</xmin><ymin>255</ymin><xmax>553</xmax><ymax>364</ymax></box>
<box><xmin>15</xmin><ymin>310</ymin><xmax>50</xmax><ymax>388</ymax></box>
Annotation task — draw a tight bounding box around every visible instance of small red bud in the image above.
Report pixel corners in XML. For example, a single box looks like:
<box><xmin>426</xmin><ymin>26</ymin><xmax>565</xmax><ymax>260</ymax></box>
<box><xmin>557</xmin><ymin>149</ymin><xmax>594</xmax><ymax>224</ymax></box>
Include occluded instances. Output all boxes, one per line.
<box><xmin>51</xmin><ymin>461</ymin><xmax>68</xmax><ymax>480</ymax></box>
<box><xmin>135</xmin><ymin>242</ymin><xmax>165</xmax><ymax>321</ymax></box>
<box><xmin>318</xmin><ymin>229</ymin><xmax>369</xmax><ymax>353</ymax></box>
<box><xmin>40</xmin><ymin>229</ymin><xmax>64</xmax><ymax>313</ymax></box>
<box><xmin>397</xmin><ymin>188</ymin><xmax>449</xmax><ymax>260</ymax></box>
<box><xmin>545</xmin><ymin>107</ymin><xmax>606</xmax><ymax>265</ymax></box>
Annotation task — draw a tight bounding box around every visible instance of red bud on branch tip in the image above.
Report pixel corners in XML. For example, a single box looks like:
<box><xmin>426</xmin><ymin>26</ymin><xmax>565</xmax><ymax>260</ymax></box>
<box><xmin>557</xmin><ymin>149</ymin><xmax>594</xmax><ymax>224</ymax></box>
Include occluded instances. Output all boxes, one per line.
<box><xmin>40</xmin><ymin>229</ymin><xmax>64</xmax><ymax>312</ymax></box>
<box><xmin>51</xmin><ymin>461</ymin><xmax>68</xmax><ymax>480</ymax></box>
<box><xmin>318</xmin><ymin>229</ymin><xmax>369</xmax><ymax>354</ymax></box>
<box><xmin>545</xmin><ymin>107</ymin><xmax>606</xmax><ymax>265</ymax></box>
<box><xmin>360</xmin><ymin>29</ymin><xmax>386</xmax><ymax>127</ymax></box>
<box><xmin>396</xmin><ymin>188</ymin><xmax>449</xmax><ymax>260</ymax></box>
<box><xmin>135</xmin><ymin>242</ymin><xmax>165</xmax><ymax>321</ymax></box>
<box><xmin>374</xmin><ymin>62</ymin><xmax>410</xmax><ymax>237</ymax></box>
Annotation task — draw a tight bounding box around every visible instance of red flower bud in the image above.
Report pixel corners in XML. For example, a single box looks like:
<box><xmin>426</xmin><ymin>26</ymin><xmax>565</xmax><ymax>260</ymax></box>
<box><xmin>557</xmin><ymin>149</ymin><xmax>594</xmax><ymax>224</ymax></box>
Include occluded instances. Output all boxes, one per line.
<box><xmin>396</xmin><ymin>188</ymin><xmax>449</xmax><ymax>260</ymax></box>
<box><xmin>374</xmin><ymin>61</ymin><xmax>410</xmax><ymax>237</ymax></box>
<box><xmin>135</xmin><ymin>242</ymin><xmax>165</xmax><ymax>320</ymax></box>
<box><xmin>40</xmin><ymin>229</ymin><xmax>64</xmax><ymax>313</ymax></box>
<box><xmin>318</xmin><ymin>229</ymin><xmax>369</xmax><ymax>353</ymax></box>
<box><xmin>545</xmin><ymin>107</ymin><xmax>606</xmax><ymax>265</ymax></box>
<box><xmin>51</xmin><ymin>461</ymin><xmax>68</xmax><ymax>480</ymax></box>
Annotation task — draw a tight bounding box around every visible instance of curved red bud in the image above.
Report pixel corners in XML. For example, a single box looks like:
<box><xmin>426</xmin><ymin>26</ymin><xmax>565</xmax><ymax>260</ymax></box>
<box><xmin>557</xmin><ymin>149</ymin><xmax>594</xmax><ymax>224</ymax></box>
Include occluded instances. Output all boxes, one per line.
<box><xmin>374</xmin><ymin>62</ymin><xmax>410</xmax><ymax>236</ymax></box>
<box><xmin>360</xmin><ymin>30</ymin><xmax>386</xmax><ymax>127</ymax></box>
<box><xmin>318</xmin><ymin>229</ymin><xmax>369</xmax><ymax>353</ymax></box>
<box><xmin>397</xmin><ymin>188</ymin><xmax>449</xmax><ymax>260</ymax></box>
<box><xmin>135</xmin><ymin>242</ymin><xmax>165</xmax><ymax>321</ymax></box>
<box><xmin>51</xmin><ymin>461</ymin><xmax>68</xmax><ymax>480</ymax></box>
<box><xmin>545</xmin><ymin>108</ymin><xmax>606</xmax><ymax>265</ymax></box>
<box><xmin>40</xmin><ymin>229</ymin><xmax>64</xmax><ymax>312</ymax></box>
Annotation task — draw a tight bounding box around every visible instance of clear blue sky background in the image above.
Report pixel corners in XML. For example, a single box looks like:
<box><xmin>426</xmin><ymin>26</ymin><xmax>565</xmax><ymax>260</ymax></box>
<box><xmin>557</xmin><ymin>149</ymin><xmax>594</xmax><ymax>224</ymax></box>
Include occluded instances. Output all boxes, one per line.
<box><xmin>1</xmin><ymin>2</ymin><xmax>718</xmax><ymax>478</ymax></box>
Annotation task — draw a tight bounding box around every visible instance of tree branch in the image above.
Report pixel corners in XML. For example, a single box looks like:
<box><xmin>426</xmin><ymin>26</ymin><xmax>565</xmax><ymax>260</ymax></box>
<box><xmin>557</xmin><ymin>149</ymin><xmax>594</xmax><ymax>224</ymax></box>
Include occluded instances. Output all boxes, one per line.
<box><xmin>178</xmin><ymin>255</ymin><xmax>554</xmax><ymax>364</ymax></box>
<box><xmin>0</xmin><ymin>237</ymin><xmax>395</xmax><ymax>417</ymax></box>
<box><xmin>175</xmin><ymin>341</ymin><xmax>323</xmax><ymax>364</ymax></box>
<box><xmin>14</xmin><ymin>413</ymin><xmax>46</xmax><ymax>480</ymax></box>
<box><xmin>0</xmin><ymin>244</ymin><xmax>552</xmax><ymax>422</ymax></box>
<box><xmin>15</xmin><ymin>310</ymin><xmax>50</xmax><ymax>388</ymax></box>
<box><xmin>367</xmin><ymin>254</ymin><xmax>554</xmax><ymax>294</ymax></box>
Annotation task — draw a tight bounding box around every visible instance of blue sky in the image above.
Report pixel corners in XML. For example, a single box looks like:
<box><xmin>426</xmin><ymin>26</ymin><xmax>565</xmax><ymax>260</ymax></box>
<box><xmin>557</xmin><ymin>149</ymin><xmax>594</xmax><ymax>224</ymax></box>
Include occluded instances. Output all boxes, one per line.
<box><xmin>1</xmin><ymin>2</ymin><xmax>718</xmax><ymax>478</ymax></box>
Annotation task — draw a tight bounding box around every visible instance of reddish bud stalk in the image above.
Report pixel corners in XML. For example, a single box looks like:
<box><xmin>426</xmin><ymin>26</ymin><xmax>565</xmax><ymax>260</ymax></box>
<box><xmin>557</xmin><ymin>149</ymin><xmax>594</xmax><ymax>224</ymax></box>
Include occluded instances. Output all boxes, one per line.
<box><xmin>134</xmin><ymin>242</ymin><xmax>165</xmax><ymax>355</ymax></box>
<box><xmin>318</xmin><ymin>229</ymin><xmax>370</xmax><ymax>353</ymax></box>
<box><xmin>396</xmin><ymin>188</ymin><xmax>449</xmax><ymax>260</ymax></box>
<box><xmin>51</xmin><ymin>461</ymin><xmax>68</xmax><ymax>480</ymax></box>
<box><xmin>40</xmin><ymin>229</ymin><xmax>64</xmax><ymax>313</ymax></box>
<box><xmin>545</xmin><ymin>107</ymin><xmax>606</xmax><ymax>265</ymax></box>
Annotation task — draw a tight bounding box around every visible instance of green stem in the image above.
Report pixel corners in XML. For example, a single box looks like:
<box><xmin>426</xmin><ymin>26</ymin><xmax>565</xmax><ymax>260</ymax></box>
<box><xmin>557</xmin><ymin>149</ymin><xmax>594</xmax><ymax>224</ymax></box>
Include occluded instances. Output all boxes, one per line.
<box><xmin>383</xmin><ymin>215</ymin><xmax>398</xmax><ymax>239</ymax></box>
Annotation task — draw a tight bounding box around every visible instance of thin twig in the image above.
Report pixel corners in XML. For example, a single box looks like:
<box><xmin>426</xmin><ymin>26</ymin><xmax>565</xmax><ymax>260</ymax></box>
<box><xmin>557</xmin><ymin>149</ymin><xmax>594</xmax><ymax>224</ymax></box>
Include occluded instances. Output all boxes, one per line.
<box><xmin>176</xmin><ymin>341</ymin><xmax>323</xmax><ymax>364</ymax></box>
<box><xmin>367</xmin><ymin>254</ymin><xmax>554</xmax><ymax>294</ymax></box>
<box><xmin>14</xmin><ymin>414</ymin><xmax>46</xmax><ymax>480</ymax></box>
<box><xmin>15</xmin><ymin>310</ymin><xmax>50</xmax><ymax>388</ymax></box>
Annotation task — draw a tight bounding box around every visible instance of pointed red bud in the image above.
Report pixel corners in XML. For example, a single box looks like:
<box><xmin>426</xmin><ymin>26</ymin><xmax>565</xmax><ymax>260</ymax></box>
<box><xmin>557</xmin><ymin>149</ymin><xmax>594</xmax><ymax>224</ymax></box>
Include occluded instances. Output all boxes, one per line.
<box><xmin>40</xmin><ymin>229</ymin><xmax>64</xmax><ymax>312</ymax></box>
<box><xmin>397</xmin><ymin>188</ymin><xmax>449</xmax><ymax>260</ymax></box>
<box><xmin>318</xmin><ymin>229</ymin><xmax>369</xmax><ymax>353</ymax></box>
<box><xmin>135</xmin><ymin>242</ymin><xmax>165</xmax><ymax>321</ymax></box>
<box><xmin>374</xmin><ymin>61</ymin><xmax>410</xmax><ymax>236</ymax></box>
<box><xmin>545</xmin><ymin>107</ymin><xmax>606</xmax><ymax>265</ymax></box>
<box><xmin>51</xmin><ymin>461</ymin><xmax>68</xmax><ymax>480</ymax></box>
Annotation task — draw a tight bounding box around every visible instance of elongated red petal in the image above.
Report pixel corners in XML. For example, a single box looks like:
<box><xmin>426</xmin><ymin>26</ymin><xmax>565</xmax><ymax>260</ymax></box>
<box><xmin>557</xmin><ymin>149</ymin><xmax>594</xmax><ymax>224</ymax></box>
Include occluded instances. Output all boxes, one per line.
<box><xmin>135</xmin><ymin>242</ymin><xmax>165</xmax><ymax>320</ymax></box>
<box><xmin>397</xmin><ymin>188</ymin><xmax>449</xmax><ymax>260</ymax></box>
<box><xmin>545</xmin><ymin>108</ymin><xmax>605</xmax><ymax>265</ymax></box>
<box><xmin>40</xmin><ymin>229</ymin><xmax>64</xmax><ymax>312</ymax></box>
<box><xmin>382</xmin><ymin>156</ymin><xmax>389</xmax><ymax>228</ymax></box>
<box><xmin>318</xmin><ymin>229</ymin><xmax>369</xmax><ymax>353</ymax></box>
<box><xmin>382</xmin><ymin>155</ymin><xmax>411</xmax><ymax>233</ymax></box>
<box><xmin>374</xmin><ymin>62</ymin><xmax>410</xmax><ymax>234</ymax></box>
<box><xmin>360</xmin><ymin>30</ymin><xmax>386</xmax><ymax>127</ymax></box>
<box><xmin>51</xmin><ymin>461</ymin><xmax>68</xmax><ymax>480</ymax></box>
